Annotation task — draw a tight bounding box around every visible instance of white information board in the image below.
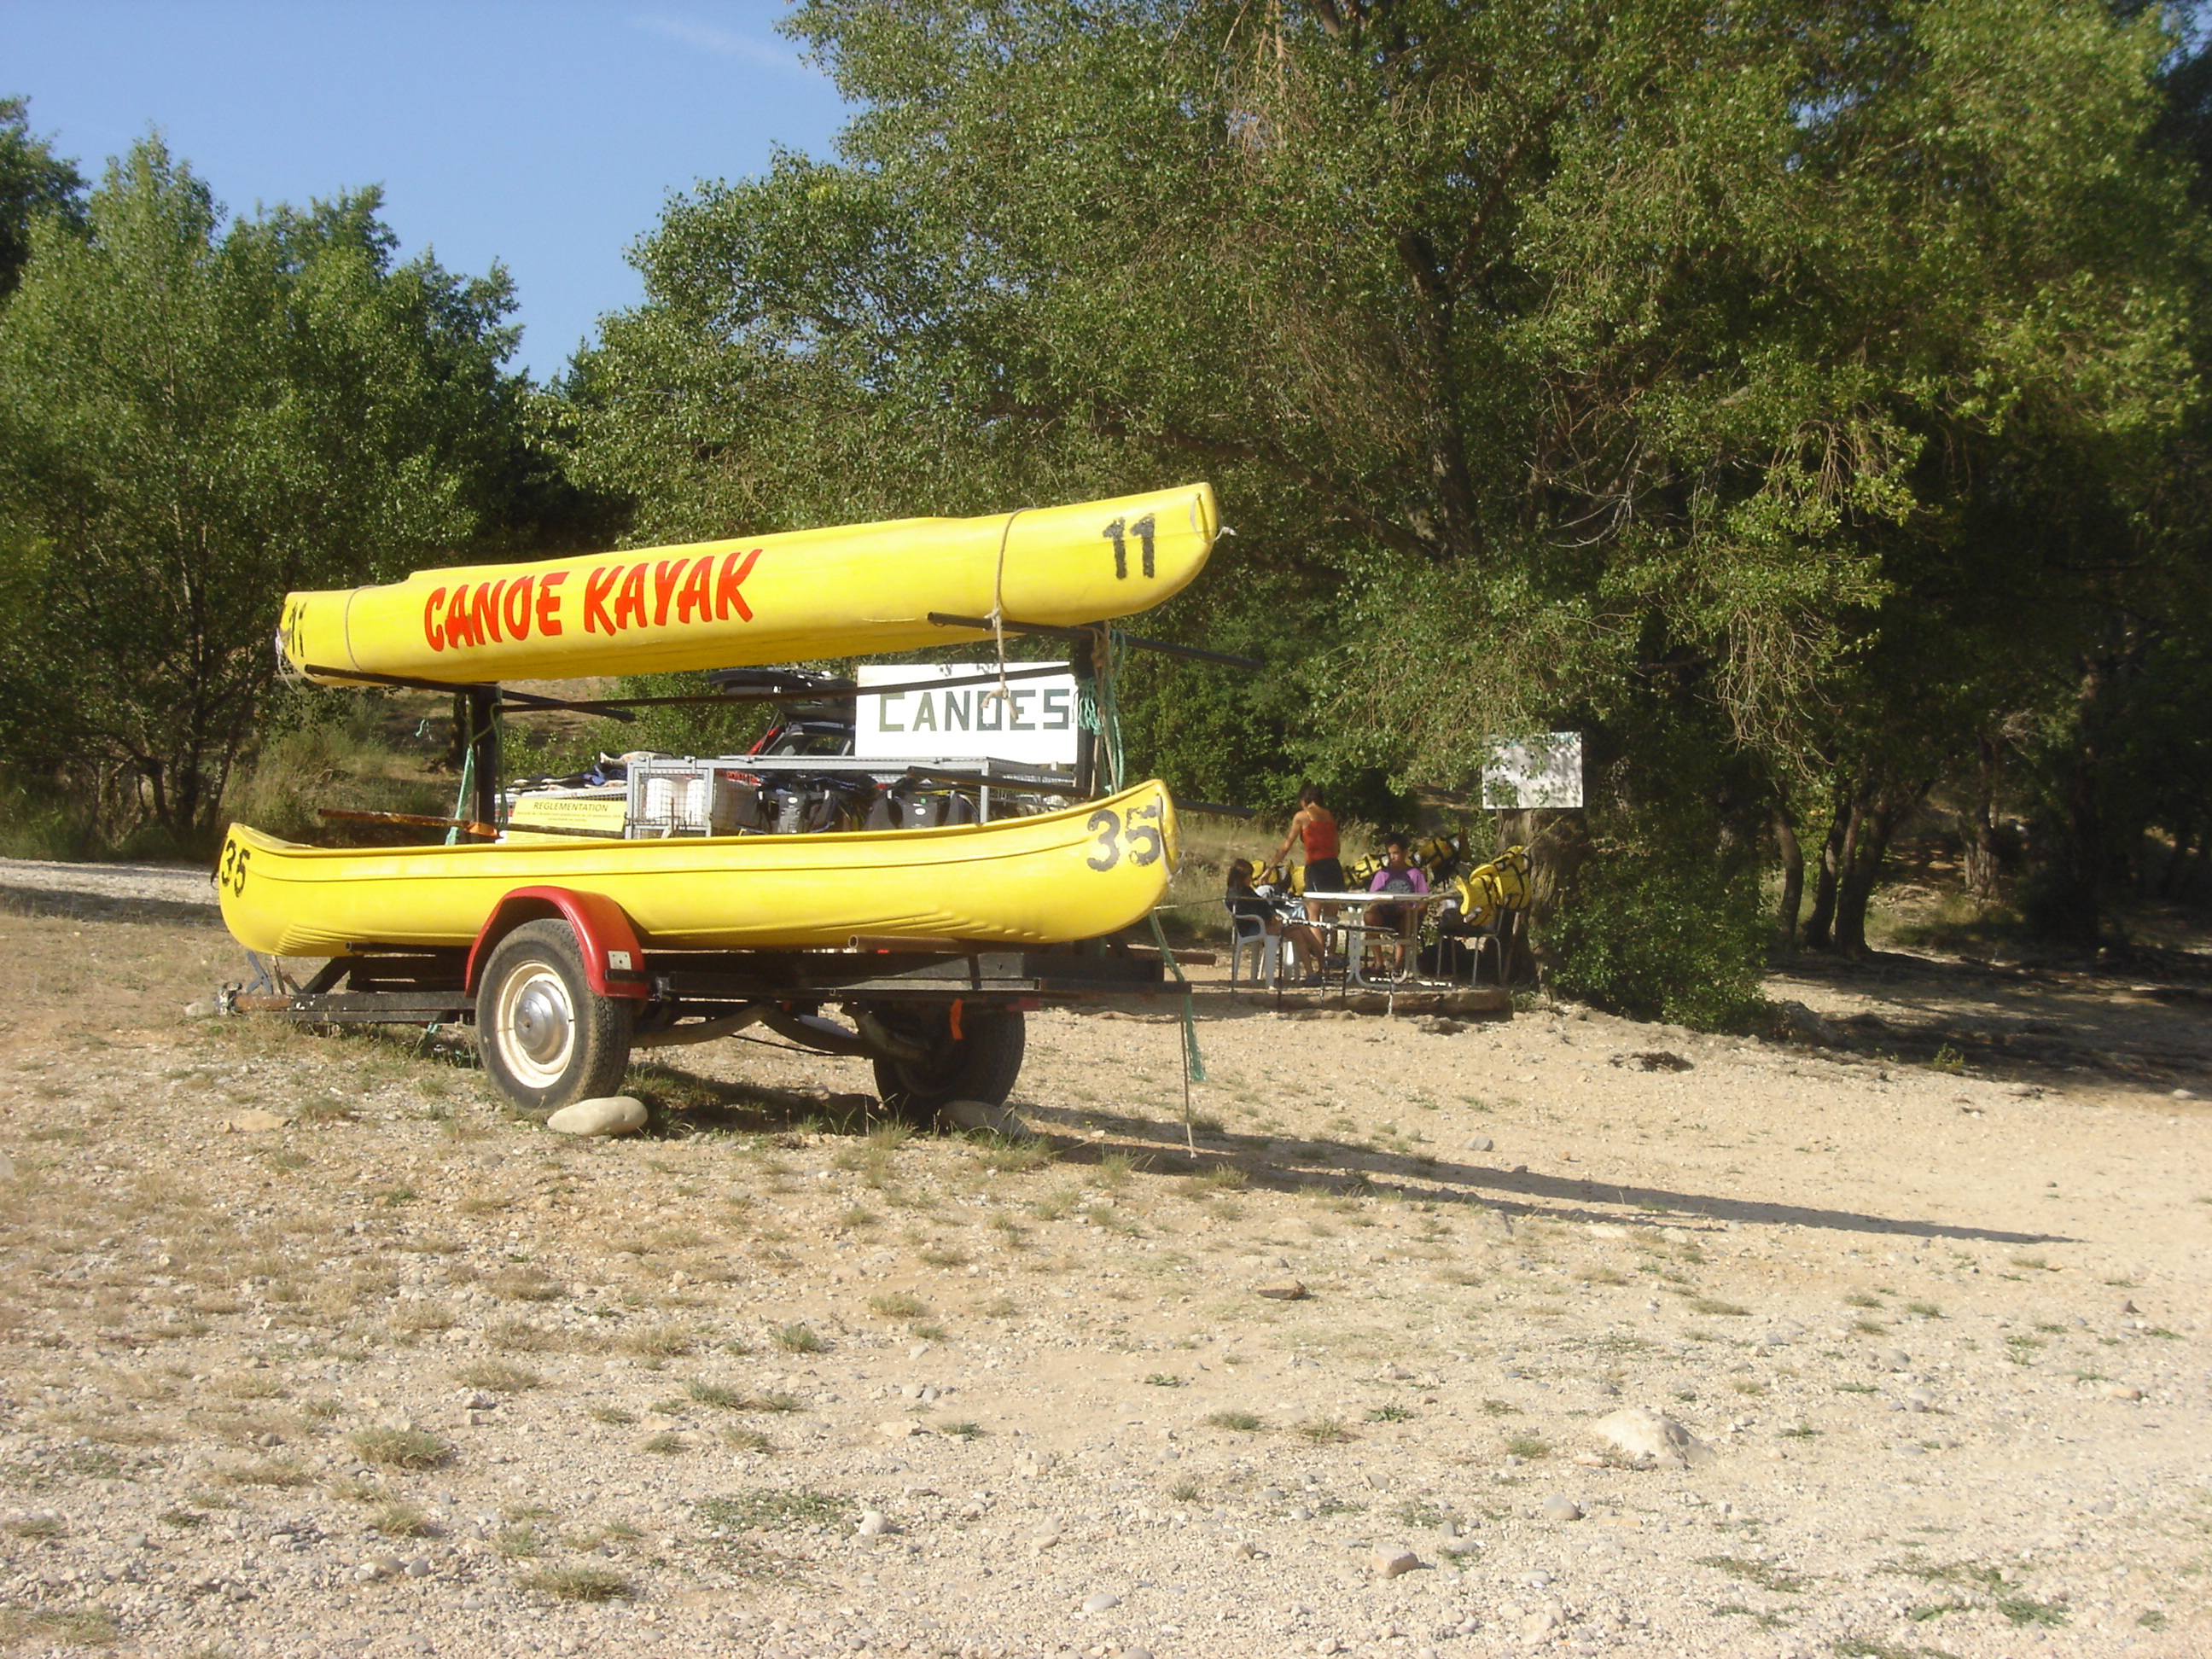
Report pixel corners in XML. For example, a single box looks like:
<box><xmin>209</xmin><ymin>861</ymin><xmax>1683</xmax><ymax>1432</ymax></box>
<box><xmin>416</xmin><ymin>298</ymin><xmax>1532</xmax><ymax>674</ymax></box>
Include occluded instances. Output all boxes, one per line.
<box><xmin>1481</xmin><ymin>733</ymin><xmax>1584</xmax><ymax>809</ymax></box>
<box><xmin>855</xmin><ymin>663</ymin><xmax>1080</xmax><ymax>765</ymax></box>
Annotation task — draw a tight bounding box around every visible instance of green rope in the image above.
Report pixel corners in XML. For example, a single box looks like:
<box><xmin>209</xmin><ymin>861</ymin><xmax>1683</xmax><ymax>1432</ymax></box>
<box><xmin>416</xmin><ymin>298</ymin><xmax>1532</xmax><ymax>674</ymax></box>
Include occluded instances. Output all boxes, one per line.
<box><xmin>1147</xmin><ymin>907</ymin><xmax>1208</xmax><ymax>1086</ymax></box>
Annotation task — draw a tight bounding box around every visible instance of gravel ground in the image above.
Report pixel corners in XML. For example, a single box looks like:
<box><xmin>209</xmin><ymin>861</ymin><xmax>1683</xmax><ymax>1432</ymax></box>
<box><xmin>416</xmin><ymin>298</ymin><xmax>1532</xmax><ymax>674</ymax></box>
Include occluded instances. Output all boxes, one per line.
<box><xmin>0</xmin><ymin>863</ymin><xmax>2208</xmax><ymax>1659</ymax></box>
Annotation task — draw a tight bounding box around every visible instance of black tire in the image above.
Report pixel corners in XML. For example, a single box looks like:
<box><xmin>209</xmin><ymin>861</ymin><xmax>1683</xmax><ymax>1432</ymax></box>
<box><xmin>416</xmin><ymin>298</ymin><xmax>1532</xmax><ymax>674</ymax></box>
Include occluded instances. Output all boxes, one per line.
<box><xmin>870</xmin><ymin>1004</ymin><xmax>1026</xmax><ymax>1121</ymax></box>
<box><xmin>475</xmin><ymin>918</ymin><xmax>635</xmax><ymax>1113</ymax></box>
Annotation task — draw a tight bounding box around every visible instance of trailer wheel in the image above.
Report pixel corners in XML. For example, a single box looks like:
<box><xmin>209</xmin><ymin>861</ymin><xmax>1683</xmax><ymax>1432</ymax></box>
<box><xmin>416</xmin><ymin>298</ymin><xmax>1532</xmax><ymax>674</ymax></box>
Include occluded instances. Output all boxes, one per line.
<box><xmin>870</xmin><ymin>1004</ymin><xmax>1026</xmax><ymax>1122</ymax></box>
<box><xmin>477</xmin><ymin>919</ymin><xmax>634</xmax><ymax>1113</ymax></box>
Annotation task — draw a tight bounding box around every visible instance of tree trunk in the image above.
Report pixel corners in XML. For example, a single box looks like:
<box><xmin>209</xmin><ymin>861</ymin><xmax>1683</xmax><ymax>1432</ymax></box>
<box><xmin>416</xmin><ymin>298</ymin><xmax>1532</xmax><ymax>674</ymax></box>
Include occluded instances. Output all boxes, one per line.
<box><xmin>1831</xmin><ymin>782</ymin><xmax>1928</xmax><ymax>958</ymax></box>
<box><xmin>1803</xmin><ymin>790</ymin><xmax>1849</xmax><ymax>951</ymax></box>
<box><xmin>1503</xmin><ymin>806</ymin><xmax>1590</xmax><ymax>987</ymax></box>
<box><xmin>1773</xmin><ymin>803</ymin><xmax>1804</xmax><ymax>956</ymax></box>
<box><xmin>1959</xmin><ymin>736</ymin><xmax>2007</xmax><ymax>901</ymax></box>
<box><xmin>2159</xmin><ymin>824</ymin><xmax>2196</xmax><ymax>900</ymax></box>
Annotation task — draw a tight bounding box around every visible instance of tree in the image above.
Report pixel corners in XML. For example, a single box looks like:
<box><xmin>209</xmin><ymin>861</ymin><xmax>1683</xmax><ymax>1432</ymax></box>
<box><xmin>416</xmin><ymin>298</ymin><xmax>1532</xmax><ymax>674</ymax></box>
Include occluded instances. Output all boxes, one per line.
<box><xmin>568</xmin><ymin>0</ymin><xmax>2205</xmax><ymax>999</ymax></box>
<box><xmin>0</xmin><ymin>96</ymin><xmax>85</xmax><ymax>297</ymax></box>
<box><xmin>0</xmin><ymin>138</ymin><xmax>529</xmax><ymax>841</ymax></box>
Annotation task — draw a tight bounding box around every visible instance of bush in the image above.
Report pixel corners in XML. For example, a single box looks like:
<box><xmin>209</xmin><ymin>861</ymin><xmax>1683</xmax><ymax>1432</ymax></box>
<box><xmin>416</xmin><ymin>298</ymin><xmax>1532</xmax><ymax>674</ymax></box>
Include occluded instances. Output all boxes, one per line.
<box><xmin>1548</xmin><ymin>808</ymin><xmax>1768</xmax><ymax>1032</ymax></box>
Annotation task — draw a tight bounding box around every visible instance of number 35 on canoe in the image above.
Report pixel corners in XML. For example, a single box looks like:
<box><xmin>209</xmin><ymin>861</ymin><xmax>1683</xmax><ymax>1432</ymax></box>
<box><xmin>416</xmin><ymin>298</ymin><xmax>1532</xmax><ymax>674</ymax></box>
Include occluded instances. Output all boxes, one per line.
<box><xmin>278</xmin><ymin>484</ymin><xmax>1220</xmax><ymax>685</ymax></box>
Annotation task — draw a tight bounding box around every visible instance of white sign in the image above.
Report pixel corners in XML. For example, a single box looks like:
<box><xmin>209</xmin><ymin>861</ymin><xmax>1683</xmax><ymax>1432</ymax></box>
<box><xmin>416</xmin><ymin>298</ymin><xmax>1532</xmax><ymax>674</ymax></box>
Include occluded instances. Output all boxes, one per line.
<box><xmin>855</xmin><ymin>663</ymin><xmax>1080</xmax><ymax>766</ymax></box>
<box><xmin>1481</xmin><ymin>733</ymin><xmax>1584</xmax><ymax>809</ymax></box>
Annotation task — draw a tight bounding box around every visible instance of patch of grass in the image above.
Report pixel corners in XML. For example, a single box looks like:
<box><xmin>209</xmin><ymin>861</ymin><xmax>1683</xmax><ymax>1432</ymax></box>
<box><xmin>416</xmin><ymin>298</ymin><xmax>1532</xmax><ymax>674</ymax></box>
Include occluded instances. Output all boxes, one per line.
<box><xmin>940</xmin><ymin>1420</ymin><xmax>983</xmax><ymax>1440</ymax></box>
<box><xmin>486</xmin><ymin>1318</ymin><xmax>562</xmax><ymax>1353</ymax></box>
<box><xmin>772</xmin><ymin>1323</ymin><xmax>824</xmax><ymax>1354</ymax></box>
<box><xmin>1845</xmin><ymin>1291</ymin><xmax>1883</xmax><ymax>1309</ymax></box>
<box><xmin>1691</xmin><ymin>1297</ymin><xmax>1749</xmax><ymax>1316</ymax></box>
<box><xmin>1365</xmin><ymin>1403</ymin><xmax>1414</xmax><ymax>1423</ymax></box>
<box><xmin>619</xmin><ymin>1324</ymin><xmax>694</xmax><ymax>1358</ymax></box>
<box><xmin>696</xmin><ymin>1488</ymin><xmax>846</xmax><ymax>1532</ymax></box>
<box><xmin>455</xmin><ymin>1360</ymin><xmax>541</xmax><ymax>1393</ymax></box>
<box><xmin>3</xmin><ymin>1514</ymin><xmax>64</xmax><ymax>1539</ymax></box>
<box><xmin>156</xmin><ymin>1508</ymin><xmax>207</xmax><ymax>1529</ymax></box>
<box><xmin>371</xmin><ymin>1501</ymin><xmax>437</xmax><ymax>1538</ymax></box>
<box><xmin>721</xmin><ymin>1427</ymin><xmax>773</xmax><ymax>1452</ymax></box>
<box><xmin>969</xmin><ymin>1134</ymin><xmax>1053</xmax><ymax>1173</ymax></box>
<box><xmin>1167</xmin><ymin>1477</ymin><xmax>1202</xmax><ymax>1503</ymax></box>
<box><xmin>867</xmin><ymin>1291</ymin><xmax>928</xmax><ymax>1319</ymax></box>
<box><xmin>1906</xmin><ymin>1301</ymin><xmax>1941</xmax><ymax>1318</ymax></box>
<box><xmin>755</xmin><ymin>1391</ymin><xmax>804</xmax><ymax>1413</ymax></box>
<box><xmin>1297</xmin><ymin>1417</ymin><xmax>1354</xmax><ymax>1443</ymax></box>
<box><xmin>0</xmin><ymin>1604</ymin><xmax>119</xmax><ymax>1647</ymax></box>
<box><xmin>1206</xmin><ymin>1410</ymin><xmax>1265</xmax><ymax>1432</ymax></box>
<box><xmin>1779</xmin><ymin>1424</ymin><xmax>1821</xmax><ymax>1439</ymax></box>
<box><xmin>1698</xmin><ymin>1554</ymin><xmax>1809</xmax><ymax>1593</ymax></box>
<box><xmin>1576</xmin><ymin>1266</ymin><xmax>1631</xmax><ymax>1285</ymax></box>
<box><xmin>216</xmin><ymin>1456</ymin><xmax>313</xmax><ymax>1487</ymax></box>
<box><xmin>688</xmin><ymin>1381</ymin><xmax>746</xmax><ymax>1409</ymax></box>
<box><xmin>1994</xmin><ymin>1594</ymin><xmax>2070</xmax><ymax>1627</ymax></box>
<box><xmin>642</xmin><ymin>1431</ymin><xmax>685</xmax><ymax>1454</ymax></box>
<box><xmin>1503</xmin><ymin>1433</ymin><xmax>1551</xmax><ymax>1458</ymax></box>
<box><xmin>518</xmin><ymin>1565</ymin><xmax>632</xmax><ymax>1602</ymax></box>
<box><xmin>587</xmin><ymin>1406</ymin><xmax>636</xmax><ymax>1425</ymax></box>
<box><xmin>491</xmin><ymin>1267</ymin><xmax>563</xmax><ymax>1301</ymax></box>
<box><xmin>1481</xmin><ymin>1398</ymin><xmax>1521</xmax><ymax>1416</ymax></box>
<box><xmin>2009</xmin><ymin>1254</ymin><xmax>2047</xmax><ymax>1271</ymax></box>
<box><xmin>1144</xmin><ymin>1373</ymin><xmax>1184</xmax><ymax>1388</ymax></box>
<box><xmin>917</xmin><ymin>1244</ymin><xmax>970</xmax><ymax>1268</ymax></box>
<box><xmin>348</xmin><ymin>1428</ymin><xmax>449</xmax><ymax>1470</ymax></box>
<box><xmin>1927</xmin><ymin>1045</ymin><xmax>1967</xmax><ymax>1075</ymax></box>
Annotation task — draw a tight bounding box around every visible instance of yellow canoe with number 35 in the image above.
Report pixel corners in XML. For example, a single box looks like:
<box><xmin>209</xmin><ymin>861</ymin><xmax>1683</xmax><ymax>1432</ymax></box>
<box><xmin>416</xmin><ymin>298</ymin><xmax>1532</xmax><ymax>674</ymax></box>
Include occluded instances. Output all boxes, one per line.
<box><xmin>217</xmin><ymin>780</ymin><xmax>1179</xmax><ymax>958</ymax></box>
<box><xmin>279</xmin><ymin>484</ymin><xmax>1219</xmax><ymax>685</ymax></box>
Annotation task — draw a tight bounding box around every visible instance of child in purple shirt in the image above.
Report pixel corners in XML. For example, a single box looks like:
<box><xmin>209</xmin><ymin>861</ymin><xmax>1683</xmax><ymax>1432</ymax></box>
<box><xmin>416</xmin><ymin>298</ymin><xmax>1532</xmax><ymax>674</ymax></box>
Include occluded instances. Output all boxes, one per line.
<box><xmin>1365</xmin><ymin>834</ymin><xmax>1429</xmax><ymax>973</ymax></box>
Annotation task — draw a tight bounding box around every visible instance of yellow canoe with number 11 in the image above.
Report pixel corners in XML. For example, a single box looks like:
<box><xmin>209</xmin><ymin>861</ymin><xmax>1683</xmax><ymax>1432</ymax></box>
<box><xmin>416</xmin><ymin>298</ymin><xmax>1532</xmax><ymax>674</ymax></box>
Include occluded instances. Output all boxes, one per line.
<box><xmin>218</xmin><ymin>780</ymin><xmax>1179</xmax><ymax>958</ymax></box>
<box><xmin>279</xmin><ymin>484</ymin><xmax>1219</xmax><ymax>685</ymax></box>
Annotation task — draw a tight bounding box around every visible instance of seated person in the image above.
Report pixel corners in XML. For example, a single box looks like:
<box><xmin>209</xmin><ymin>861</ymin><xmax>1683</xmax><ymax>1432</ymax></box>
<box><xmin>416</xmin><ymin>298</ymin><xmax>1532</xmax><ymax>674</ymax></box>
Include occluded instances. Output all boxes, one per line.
<box><xmin>1363</xmin><ymin>834</ymin><xmax>1430</xmax><ymax>971</ymax></box>
<box><xmin>1226</xmin><ymin>859</ymin><xmax>1326</xmax><ymax>980</ymax></box>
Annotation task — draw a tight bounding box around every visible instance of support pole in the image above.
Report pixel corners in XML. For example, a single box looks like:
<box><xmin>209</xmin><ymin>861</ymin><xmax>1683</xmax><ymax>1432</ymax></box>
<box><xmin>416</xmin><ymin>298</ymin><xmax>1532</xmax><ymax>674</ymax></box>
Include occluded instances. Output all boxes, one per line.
<box><xmin>466</xmin><ymin>687</ymin><xmax>502</xmax><ymax>840</ymax></box>
<box><xmin>1070</xmin><ymin>631</ymin><xmax>1097</xmax><ymax>800</ymax></box>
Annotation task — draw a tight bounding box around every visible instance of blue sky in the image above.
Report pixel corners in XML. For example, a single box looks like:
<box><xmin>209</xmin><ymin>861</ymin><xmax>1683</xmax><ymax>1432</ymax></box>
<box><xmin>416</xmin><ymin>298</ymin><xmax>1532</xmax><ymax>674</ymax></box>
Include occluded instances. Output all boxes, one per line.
<box><xmin>0</xmin><ymin>2</ymin><xmax>852</xmax><ymax>381</ymax></box>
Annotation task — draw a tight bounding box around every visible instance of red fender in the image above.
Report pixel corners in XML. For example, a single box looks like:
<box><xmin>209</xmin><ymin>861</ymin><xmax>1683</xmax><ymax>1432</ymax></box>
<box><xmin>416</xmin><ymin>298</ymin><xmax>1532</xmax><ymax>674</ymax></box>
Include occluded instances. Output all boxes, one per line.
<box><xmin>466</xmin><ymin>887</ymin><xmax>650</xmax><ymax>1001</ymax></box>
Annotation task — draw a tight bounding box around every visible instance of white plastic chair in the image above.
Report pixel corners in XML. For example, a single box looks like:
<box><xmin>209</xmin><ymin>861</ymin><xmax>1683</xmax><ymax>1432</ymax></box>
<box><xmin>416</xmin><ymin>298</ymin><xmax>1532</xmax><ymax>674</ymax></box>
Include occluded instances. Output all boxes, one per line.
<box><xmin>1226</xmin><ymin>908</ymin><xmax>1281</xmax><ymax>987</ymax></box>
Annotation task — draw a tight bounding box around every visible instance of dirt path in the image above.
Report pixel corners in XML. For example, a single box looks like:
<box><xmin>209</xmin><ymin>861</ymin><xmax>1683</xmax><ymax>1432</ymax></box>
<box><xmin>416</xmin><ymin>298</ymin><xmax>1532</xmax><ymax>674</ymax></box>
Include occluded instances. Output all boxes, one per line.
<box><xmin>0</xmin><ymin>875</ymin><xmax>2207</xmax><ymax>1659</ymax></box>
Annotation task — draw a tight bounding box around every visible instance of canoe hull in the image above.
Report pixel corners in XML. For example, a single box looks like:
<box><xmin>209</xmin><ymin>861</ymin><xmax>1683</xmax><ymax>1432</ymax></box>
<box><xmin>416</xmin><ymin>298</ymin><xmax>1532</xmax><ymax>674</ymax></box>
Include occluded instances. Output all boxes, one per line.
<box><xmin>282</xmin><ymin>485</ymin><xmax>1218</xmax><ymax>687</ymax></box>
<box><xmin>218</xmin><ymin>781</ymin><xmax>1179</xmax><ymax>959</ymax></box>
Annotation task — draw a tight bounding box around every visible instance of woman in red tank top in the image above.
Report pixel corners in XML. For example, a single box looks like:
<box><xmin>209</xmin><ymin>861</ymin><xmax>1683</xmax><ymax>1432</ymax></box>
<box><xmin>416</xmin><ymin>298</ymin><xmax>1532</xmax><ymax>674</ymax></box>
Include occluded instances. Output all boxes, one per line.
<box><xmin>1273</xmin><ymin>783</ymin><xmax>1345</xmax><ymax>895</ymax></box>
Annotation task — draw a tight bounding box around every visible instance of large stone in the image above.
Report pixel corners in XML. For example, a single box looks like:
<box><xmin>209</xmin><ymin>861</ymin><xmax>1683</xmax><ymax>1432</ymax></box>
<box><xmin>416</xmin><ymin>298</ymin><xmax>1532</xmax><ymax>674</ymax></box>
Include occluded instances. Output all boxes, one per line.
<box><xmin>544</xmin><ymin>1096</ymin><xmax>646</xmax><ymax>1137</ymax></box>
<box><xmin>1593</xmin><ymin>1407</ymin><xmax>1714</xmax><ymax>1468</ymax></box>
<box><xmin>1776</xmin><ymin>999</ymin><xmax>1845</xmax><ymax>1045</ymax></box>
<box><xmin>1371</xmin><ymin>1545</ymin><xmax>1421</xmax><ymax>1578</ymax></box>
<box><xmin>1254</xmin><ymin>1279</ymin><xmax>1309</xmax><ymax>1301</ymax></box>
<box><xmin>945</xmin><ymin>1099</ymin><xmax>1032</xmax><ymax>1137</ymax></box>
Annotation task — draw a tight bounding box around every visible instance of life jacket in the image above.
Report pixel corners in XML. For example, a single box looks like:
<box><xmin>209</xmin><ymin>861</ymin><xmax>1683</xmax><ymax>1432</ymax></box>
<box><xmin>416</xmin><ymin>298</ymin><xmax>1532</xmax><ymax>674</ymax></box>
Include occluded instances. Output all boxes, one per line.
<box><xmin>1453</xmin><ymin>846</ymin><xmax>1531</xmax><ymax>930</ymax></box>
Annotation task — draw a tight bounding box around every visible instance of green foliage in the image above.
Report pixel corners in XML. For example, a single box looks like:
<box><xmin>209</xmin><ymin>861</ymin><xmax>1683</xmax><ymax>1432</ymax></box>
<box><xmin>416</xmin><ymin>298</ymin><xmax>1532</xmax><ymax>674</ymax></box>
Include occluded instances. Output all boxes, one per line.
<box><xmin>1550</xmin><ymin>796</ymin><xmax>1769</xmax><ymax>1031</ymax></box>
<box><xmin>0</xmin><ymin>137</ymin><xmax>535</xmax><ymax>843</ymax></box>
<box><xmin>0</xmin><ymin>96</ymin><xmax>85</xmax><ymax>297</ymax></box>
<box><xmin>560</xmin><ymin>0</ymin><xmax>2206</xmax><ymax>1004</ymax></box>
